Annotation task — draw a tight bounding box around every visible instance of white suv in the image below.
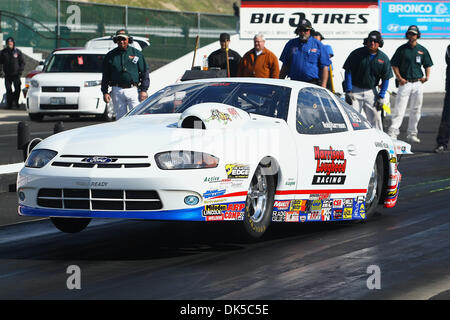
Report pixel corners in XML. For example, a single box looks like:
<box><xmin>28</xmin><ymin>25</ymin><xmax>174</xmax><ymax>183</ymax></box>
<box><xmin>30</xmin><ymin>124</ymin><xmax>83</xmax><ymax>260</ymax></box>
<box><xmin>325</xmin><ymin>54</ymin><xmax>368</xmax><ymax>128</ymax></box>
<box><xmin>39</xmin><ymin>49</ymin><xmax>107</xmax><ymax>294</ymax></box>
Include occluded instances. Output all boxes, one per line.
<box><xmin>26</xmin><ymin>48</ymin><xmax>114</xmax><ymax>122</ymax></box>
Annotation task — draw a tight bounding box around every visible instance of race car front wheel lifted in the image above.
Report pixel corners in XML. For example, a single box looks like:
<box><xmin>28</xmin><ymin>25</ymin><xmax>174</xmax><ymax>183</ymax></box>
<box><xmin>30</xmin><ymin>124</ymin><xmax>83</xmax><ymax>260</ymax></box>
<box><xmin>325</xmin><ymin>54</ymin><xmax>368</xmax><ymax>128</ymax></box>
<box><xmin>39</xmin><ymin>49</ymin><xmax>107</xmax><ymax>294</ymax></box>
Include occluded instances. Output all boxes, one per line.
<box><xmin>243</xmin><ymin>165</ymin><xmax>275</xmax><ymax>239</ymax></box>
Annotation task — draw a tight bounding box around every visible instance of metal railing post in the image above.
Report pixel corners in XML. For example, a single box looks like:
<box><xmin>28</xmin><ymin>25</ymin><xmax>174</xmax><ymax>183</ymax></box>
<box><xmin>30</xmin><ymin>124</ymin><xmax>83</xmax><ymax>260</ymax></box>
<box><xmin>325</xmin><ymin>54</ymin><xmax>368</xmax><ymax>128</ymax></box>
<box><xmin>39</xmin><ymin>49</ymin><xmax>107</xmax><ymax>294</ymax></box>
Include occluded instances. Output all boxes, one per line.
<box><xmin>197</xmin><ymin>12</ymin><xmax>201</xmax><ymax>47</ymax></box>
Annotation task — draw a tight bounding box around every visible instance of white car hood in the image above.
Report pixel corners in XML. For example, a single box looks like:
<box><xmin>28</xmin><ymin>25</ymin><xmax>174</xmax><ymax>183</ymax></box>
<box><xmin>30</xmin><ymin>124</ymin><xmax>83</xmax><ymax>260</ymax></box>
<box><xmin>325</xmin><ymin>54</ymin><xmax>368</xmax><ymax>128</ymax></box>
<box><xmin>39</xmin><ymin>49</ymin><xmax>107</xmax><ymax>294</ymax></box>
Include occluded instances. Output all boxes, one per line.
<box><xmin>36</xmin><ymin>114</ymin><xmax>245</xmax><ymax>156</ymax></box>
<box><xmin>33</xmin><ymin>72</ymin><xmax>102</xmax><ymax>86</ymax></box>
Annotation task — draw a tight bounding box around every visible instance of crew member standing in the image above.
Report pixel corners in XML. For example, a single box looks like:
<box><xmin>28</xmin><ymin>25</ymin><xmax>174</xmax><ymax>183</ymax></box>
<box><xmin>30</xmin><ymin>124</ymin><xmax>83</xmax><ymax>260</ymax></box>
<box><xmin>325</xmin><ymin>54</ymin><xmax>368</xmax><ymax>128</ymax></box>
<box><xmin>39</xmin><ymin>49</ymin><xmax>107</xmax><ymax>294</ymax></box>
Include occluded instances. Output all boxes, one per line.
<box><xmin>312</xmin><ymin>31</ymin><xmax>334</xmax><ymax>91</ymax></box>
<box><xmin>279</xmin><ymin>19</ymin><xmax>331</xmax><ymax>87</ymax></box>
<box><xmin>343</xmin><ymin>31</ymin><xmax>393</xmax><ymax>130</ymax></box>
<box><xmin>0</xmin><ymin>37</ymin><xmax>25</xmax><ymax>109</ymax></box>
<box><xmin>387</xmin><ymin>25</ymin><xmax>433</xmax><ymax>143</ymax></box>
<box><xmin>237</xmin><ymin>33</ymin><xmax>279</xmax><ymax>78</ymax></box>
<box><xmin>208</xmin><ymin>33</ymin><xmax>241</xmax><ymax>77</ymax></box>
<box><xmin>101</xmin><ymin>29</ymin><xmax>149</xmax><ymax>120</ymax></box>
<box><xmin>434</xmin><ymin>44</ymin><xmax>450</xmax><ymax>153</ymax></box>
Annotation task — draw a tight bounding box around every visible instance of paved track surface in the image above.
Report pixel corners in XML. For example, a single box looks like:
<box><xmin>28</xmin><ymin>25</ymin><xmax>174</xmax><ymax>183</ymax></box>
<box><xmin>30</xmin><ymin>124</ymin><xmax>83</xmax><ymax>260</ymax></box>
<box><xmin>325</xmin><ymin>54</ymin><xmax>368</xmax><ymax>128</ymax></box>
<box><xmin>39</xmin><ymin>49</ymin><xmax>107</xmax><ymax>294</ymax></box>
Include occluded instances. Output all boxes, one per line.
<box><xmin>0</xmin><ymin>95</ymin><xmax>448</xmax><ymax>300</ymax></box>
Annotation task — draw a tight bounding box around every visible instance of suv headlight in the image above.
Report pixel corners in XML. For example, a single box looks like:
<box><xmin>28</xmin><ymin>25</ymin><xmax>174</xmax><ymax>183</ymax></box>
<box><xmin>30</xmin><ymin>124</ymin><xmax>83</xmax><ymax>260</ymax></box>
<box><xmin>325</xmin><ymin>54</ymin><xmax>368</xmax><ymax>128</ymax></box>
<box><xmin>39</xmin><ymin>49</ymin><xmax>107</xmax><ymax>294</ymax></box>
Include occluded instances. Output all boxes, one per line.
<box><xmin>25</xmin><ymin>149</ymin><xmax>58</xmax><ymax>168</ymax></box>
<box><xmin>155</xmin><ymin>151</ymin><xmax>219</xmax><ymax>170</ymax></box>
<box><xmin>84</xmin><ymin>80</ymin><xmax>101</xmax><ymax>87</ymax></box>
<box><xmin>30</xmin><ymin>79</ymin><xmax>39</xmax><ymax>88</ymax></box>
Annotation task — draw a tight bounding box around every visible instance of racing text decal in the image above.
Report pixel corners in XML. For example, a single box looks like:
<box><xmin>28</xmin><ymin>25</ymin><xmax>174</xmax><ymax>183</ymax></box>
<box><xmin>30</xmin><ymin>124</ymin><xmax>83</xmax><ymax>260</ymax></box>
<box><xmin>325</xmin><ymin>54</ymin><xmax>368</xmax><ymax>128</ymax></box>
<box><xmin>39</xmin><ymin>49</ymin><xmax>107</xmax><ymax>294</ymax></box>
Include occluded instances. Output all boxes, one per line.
<box><xmin>312</xmin><ymin>146</ymin><xmax>347</xmax><ymax>185</ymax></box>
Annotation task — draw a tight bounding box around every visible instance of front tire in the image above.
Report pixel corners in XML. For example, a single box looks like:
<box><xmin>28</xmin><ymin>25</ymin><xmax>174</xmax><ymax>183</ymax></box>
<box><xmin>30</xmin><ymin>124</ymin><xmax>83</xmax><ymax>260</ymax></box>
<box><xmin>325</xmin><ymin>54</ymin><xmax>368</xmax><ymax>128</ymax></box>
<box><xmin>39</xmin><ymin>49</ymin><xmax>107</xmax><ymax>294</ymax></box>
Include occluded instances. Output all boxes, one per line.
<box><xmin>365</xmin><ymin>154</ymin><xmax>385</xmax><ymax>218</ymax></box>
<box><xmin>242</xmin><ymin>165</ymin><xmax>275</xmax><ymax>239</ymax></box>
<box><xmin>51</xmin><ymin>217</ymin><xmax>91</xmax><ymax>233</ymax></box>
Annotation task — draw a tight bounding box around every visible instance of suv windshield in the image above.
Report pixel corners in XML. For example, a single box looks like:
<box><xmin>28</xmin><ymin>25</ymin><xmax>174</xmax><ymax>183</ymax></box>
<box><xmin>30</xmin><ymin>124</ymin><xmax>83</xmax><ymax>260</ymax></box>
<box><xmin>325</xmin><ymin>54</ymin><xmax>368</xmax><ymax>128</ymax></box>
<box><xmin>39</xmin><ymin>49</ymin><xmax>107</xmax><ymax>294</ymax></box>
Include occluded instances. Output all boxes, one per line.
<box><xmin>45</xmin><ymin>54</ymin><xmax>104</xmax><ymax>73</ymax></box>
<box><xmin>128</xmin><ymin>82</ymin><xmax>292</xmax><ymax>120</ymax></box>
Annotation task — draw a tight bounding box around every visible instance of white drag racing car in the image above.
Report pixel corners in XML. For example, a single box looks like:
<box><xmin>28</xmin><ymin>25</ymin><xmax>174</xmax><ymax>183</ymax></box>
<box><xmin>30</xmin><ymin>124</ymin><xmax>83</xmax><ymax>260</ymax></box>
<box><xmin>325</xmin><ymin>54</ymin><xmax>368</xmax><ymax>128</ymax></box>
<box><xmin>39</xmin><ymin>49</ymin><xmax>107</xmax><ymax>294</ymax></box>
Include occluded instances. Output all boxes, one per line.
<box><xmin>17</xmin><ymin>78</ymin><xmax>411</xmax><ymax>238</ymax></box>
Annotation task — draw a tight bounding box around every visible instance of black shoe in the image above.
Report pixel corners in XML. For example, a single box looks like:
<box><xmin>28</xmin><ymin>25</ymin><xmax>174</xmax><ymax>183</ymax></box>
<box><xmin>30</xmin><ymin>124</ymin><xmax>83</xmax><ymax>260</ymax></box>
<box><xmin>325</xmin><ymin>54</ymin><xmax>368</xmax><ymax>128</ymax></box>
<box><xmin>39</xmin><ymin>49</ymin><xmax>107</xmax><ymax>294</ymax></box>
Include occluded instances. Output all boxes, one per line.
<box><xmin>434</xmin><ymin>145</ymin><xmax>447</xmax><ymax>153</ymax></box>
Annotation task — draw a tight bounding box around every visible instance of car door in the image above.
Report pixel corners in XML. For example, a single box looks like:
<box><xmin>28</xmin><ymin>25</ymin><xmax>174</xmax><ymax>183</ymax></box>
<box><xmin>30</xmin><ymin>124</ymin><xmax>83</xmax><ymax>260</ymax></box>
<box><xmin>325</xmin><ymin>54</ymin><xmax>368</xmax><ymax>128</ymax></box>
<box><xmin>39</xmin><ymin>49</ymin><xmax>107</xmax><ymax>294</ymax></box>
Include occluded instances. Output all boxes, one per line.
<box><xmin>294</xmin><ymin>87</ymin><xmax>369</xmax><ymax>200</ymax></box>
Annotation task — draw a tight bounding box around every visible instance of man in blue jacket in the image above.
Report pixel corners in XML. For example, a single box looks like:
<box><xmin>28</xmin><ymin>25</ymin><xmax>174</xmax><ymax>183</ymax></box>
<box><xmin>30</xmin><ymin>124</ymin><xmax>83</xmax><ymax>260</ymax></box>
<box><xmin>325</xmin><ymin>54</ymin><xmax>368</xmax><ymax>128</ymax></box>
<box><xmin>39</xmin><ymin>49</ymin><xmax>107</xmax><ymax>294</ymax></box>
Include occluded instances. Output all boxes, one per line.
<box><xmin>279</xmin><ymin>19</ymin><xmax>331</xmax><ymax>88</ymax></box>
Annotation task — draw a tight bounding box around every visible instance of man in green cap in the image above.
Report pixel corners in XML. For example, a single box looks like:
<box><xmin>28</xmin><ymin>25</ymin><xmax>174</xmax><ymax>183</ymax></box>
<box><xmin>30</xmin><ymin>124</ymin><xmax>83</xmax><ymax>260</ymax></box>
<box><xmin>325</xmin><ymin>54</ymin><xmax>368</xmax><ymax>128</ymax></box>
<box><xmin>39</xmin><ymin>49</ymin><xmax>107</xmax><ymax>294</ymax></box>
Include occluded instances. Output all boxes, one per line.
<box><xmin>101</xmin><ymin>29</ymin><xmax>149</xmax><ymax>119</ymax></box>
<box><xmin>343</xmin><ymin>30</ymin><xmax>393</xmax><ymax>130</ymax></box>
<box><xmin>387</xmin><ymin>25</ymin><xmax>433</xmax><ymax>143</ymax></box>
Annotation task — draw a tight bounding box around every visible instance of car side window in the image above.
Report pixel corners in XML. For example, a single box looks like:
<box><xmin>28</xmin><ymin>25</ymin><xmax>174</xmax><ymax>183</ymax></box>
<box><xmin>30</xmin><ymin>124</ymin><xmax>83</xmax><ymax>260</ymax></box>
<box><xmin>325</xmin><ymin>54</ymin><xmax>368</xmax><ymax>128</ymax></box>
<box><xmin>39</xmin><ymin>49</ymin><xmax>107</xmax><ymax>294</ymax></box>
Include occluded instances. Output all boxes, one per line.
<box><xmin>296</xmin><ymin>88</ymin><xmax>347</xmax><ymax>134</ymax></box>
<box><xmin>336</xmin><ymin>98</ymin><xmax>372</xmax><ymax>130</ymax></box>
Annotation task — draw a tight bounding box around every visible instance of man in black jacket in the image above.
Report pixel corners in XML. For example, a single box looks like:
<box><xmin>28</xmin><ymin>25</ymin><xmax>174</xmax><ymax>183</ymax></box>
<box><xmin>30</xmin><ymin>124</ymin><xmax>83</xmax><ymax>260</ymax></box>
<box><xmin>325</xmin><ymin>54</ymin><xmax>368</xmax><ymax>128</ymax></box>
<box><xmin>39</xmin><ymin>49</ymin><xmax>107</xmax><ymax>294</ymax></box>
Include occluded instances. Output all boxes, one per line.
<box><xmin>0</xmin><ymin>37</ymin><xmax>25</xmax><ymax>109</ymax></box>
<box><xmin>208</xmin><ymin>33</ymin><xmax>241</xmax><ymax>77</ymax></box>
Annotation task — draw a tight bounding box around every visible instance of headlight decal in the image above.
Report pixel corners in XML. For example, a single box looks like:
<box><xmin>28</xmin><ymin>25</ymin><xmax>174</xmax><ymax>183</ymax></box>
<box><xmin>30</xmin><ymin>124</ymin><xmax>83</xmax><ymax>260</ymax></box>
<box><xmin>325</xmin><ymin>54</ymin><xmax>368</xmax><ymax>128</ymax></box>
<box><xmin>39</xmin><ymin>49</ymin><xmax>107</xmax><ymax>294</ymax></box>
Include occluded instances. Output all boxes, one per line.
<box><xmin>25</xmin><ymin>149</ymin><xmax>58</xmax><ymax>168</ymax></box>
<box><xmin>155</xmin><ymin>151</ymin><xmax>219</xmax><ymax>170</ymax></box>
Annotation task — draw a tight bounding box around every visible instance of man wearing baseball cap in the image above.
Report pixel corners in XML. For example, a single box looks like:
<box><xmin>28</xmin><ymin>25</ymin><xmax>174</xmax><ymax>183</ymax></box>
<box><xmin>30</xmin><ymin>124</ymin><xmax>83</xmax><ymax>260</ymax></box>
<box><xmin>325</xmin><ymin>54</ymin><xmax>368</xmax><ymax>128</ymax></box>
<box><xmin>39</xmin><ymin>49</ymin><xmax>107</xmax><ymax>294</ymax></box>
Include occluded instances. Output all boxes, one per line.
<box><xmin>343</xmin><ymin>30</ymin><xmax>393</xmax><ymax>130</ymax></box>
<box><xmin>101</xmin><ymin>29</ymin><xmax>149</xmax><ymax>119</ymax></box>
<box><xmin>387</xmin><ymin>25</ymin><xmax>433</xmax><ymax>143</ymax></box>
<box><xmin>279</xmin><ymin>19</ymin><xmax>331</xmax><ymax>87</ymax></box>
<box><xmin>208</xmin><ymin>33</ymin><xmax>241</xmax><ymax>77</ymax></box>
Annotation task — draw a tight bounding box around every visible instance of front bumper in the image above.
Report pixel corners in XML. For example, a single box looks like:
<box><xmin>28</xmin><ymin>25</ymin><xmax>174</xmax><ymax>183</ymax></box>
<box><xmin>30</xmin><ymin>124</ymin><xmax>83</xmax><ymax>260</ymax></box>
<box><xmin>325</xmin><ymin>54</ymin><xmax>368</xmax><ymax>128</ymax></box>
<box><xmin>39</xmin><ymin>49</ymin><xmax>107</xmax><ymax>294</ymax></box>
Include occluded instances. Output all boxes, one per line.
<box><xmin>17</xmin><ymin>165</ymin><xmax>249</xmax><ymax>222</ymax></box>
<box><xmin>27</xmin><ymin>86</ymin><xmax>104</xmax><ymax>115</ymax></box>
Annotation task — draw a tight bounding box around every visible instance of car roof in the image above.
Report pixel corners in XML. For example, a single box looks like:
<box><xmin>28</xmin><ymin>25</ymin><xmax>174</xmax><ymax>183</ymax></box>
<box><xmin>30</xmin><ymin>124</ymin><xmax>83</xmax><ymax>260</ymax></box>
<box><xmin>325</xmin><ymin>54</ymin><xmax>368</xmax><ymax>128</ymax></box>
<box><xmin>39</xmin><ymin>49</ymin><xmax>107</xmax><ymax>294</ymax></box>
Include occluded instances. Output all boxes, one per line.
<box><xmin>176</xmin><ymin>77</ymin><xmax>317</xmax><ymax>91</ymax></box>
<box><xmin>88</xmin><ymin>35</ymin><xmax>150</xmax><ymax>43</ymax></box>
<box><xmin>85</xmin><ymin>35</ymin><xmax>150</xmax><ymax>51</ymax></box>
<box><xmin>53</xmin><ymin>48</ymin><xmax>109</xmax><ymax>55</ymax></box>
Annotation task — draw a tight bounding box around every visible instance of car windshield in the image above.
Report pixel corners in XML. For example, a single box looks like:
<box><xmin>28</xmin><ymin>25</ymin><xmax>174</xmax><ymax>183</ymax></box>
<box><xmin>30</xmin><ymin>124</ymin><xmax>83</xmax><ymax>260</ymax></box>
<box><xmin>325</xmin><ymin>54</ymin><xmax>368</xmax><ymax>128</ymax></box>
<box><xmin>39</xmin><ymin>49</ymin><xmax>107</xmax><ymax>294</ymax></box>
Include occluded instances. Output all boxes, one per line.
<box><xmin>128</xmin><ymin>82</ymin><xmax>292</xmax><ymax>120</ymax></box>
<box><xmin>45</xmin><ymin>54</ymin><xmax>104</xmax><ymax>73</ymax></box>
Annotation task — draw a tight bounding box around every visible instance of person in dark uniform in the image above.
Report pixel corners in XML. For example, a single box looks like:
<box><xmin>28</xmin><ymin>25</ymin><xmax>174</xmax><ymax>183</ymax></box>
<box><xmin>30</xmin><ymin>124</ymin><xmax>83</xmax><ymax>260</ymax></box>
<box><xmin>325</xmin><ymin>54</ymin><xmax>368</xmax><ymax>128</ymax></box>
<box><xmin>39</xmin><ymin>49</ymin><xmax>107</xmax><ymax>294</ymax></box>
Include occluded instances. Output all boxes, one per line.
<box><xmin>0</xmin><ymin>37</ymin><xmax>25</xmax><ymax>109</ymax></box>
<box><xmin>435</xmin><ymin>44</ymin><xmax>450</xmax><ymax>153</ymax></box>
<box><xmin>279</xmin><ymin>19</ymin><xmax>331</xmax><ymax>87</ymax></box>
<box><xmin>101</xmin><ymin>29</ymin><xmax>149</xmax><ymax>119</ymax></box>
<box><xmin>208</xmin><ymin>33</ymin><xmax>241</xmax><ymax>77</ymax></box>
<box><xmin>343</xmin><ymin>31</ymin><xmax>393</xmax><ymax>130</ymax></box>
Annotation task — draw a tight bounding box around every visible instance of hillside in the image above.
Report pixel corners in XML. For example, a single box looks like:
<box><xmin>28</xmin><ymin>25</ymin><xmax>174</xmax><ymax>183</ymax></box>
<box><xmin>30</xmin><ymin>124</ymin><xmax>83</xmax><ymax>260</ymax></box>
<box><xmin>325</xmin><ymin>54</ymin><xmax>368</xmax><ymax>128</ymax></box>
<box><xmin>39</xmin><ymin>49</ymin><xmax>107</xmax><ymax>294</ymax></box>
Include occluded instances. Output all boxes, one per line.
<box><xmin>80</xmin><ymin>0</ymin><xmax>239</xmax><ymax>14</ymax></box>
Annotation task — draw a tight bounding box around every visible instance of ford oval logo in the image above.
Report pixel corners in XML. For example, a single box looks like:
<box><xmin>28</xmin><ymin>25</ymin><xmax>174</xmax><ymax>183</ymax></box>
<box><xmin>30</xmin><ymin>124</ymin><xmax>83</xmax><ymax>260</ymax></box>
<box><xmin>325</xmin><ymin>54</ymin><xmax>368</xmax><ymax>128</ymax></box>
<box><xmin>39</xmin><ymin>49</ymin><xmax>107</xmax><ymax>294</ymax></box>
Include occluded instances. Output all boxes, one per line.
<box><xmin>82</xmin><ymin>156</ymin><xmax>113</xmax><ymax>164</ymax></box>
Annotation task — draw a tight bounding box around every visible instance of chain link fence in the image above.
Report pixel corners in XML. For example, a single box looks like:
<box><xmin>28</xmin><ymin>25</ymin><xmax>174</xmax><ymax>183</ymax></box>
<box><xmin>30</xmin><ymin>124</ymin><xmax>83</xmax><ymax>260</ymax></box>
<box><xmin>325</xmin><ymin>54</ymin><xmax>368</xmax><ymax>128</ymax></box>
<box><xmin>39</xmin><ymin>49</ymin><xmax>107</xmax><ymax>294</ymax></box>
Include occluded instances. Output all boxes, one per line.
<box><xmin>0</xmin><ymin>0</ymin><xmax>238</xmax><ymax>65</ymax></box>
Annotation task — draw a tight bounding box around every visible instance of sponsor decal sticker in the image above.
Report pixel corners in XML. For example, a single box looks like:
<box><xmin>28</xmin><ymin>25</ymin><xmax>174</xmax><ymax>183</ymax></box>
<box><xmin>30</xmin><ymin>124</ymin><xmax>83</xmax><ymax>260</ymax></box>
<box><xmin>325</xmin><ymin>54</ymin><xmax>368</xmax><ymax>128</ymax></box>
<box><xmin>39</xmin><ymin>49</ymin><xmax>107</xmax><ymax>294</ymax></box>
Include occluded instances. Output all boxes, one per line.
<box><xmin>322</xmin><ymin>208</ymin><xmax>332</xmax><ymax>221</ymax></box>
<box><xmin>333</xmin><ymin>208</ymin><xmax>343</xmax><ymax>220</ymax></box>
<box><xmin>308</xmin><ymin>212</ymin><xmax>321</xmax><ymax>221</ymax></box>
<box><xmin>286</xmin><ymin>212</ymin><xmax>299</xmax><ymax>222</ymax></box>
<box><xmin>359</xmin><ymin>203</ymin><xmax>366</xmax><ymax>219</ymax></box>
<box><xmin>202</xmin><ymin>204</ymin><xmax>227</xmax><ymax>216</ymax></box>
<box><xmin>333</xmin><ymin>199</ymin><xmax>344</xmax><ymax>209</ymax></box>
<box><xmin>344</xmin><ymin>207</ymin><xmax>353</xmax><ymax>219</ymax></box>
<box><xmin>203</xmin><ymin>189</ymin><xmax>226</xmax><ymax>199</ymax></box>
<box><xmin>272</xmin><ymin>211</ymin><xmax>286</xmax><ymax>222</ymax></box>
<box><xmin>274</xmin><ymin>200</ymin><xmax>291</xmax><ymax>210</ymax></box>
<box><xmin>312</xmin><ymin>146</ymin><xmax>347</xmax><ymax>185</ymax></box>
<box><xmin>290</xmin><ymin>200</ymin><xmax>306</xmax><ymax>212</ymax></box>
<box><xmin>226</xmin><ymin>164</ymin><xmax>250</xmax><ymax>179</ymax></box>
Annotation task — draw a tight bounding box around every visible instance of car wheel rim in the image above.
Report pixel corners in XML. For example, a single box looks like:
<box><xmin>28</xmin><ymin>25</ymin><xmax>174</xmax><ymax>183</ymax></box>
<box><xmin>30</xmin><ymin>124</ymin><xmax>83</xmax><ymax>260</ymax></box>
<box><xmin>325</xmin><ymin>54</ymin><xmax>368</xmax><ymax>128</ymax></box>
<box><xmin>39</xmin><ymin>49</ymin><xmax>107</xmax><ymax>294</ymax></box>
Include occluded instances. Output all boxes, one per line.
<box><xmin>366</xmin><ymin>162</ymin><xmax>378</xmax><ymax>205</ymax></box>
<box><xmin>247</xmin><ymin>167</ymin><xmax>268</xmax><ymax>223</ymax></box>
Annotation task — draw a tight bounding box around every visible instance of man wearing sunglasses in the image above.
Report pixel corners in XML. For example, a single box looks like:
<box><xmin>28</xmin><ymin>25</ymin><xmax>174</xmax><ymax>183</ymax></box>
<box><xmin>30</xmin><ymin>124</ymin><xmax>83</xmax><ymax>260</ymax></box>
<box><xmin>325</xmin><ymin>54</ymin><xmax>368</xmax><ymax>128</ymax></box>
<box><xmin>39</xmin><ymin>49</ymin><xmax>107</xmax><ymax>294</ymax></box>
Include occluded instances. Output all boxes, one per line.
<box><xmin>343</xmin><ymin>31</ymin><xmax>393</xmax><ymax>130</ymax></box>
<box><xmin>279</xmin><ymin>19</ymin><xmax>331</xmax><ymax>87</ymax></box>
<box><xmin>387</xmin><ymin>25</ymin><xmax>433</xmax><ymax>143</ymax></box>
